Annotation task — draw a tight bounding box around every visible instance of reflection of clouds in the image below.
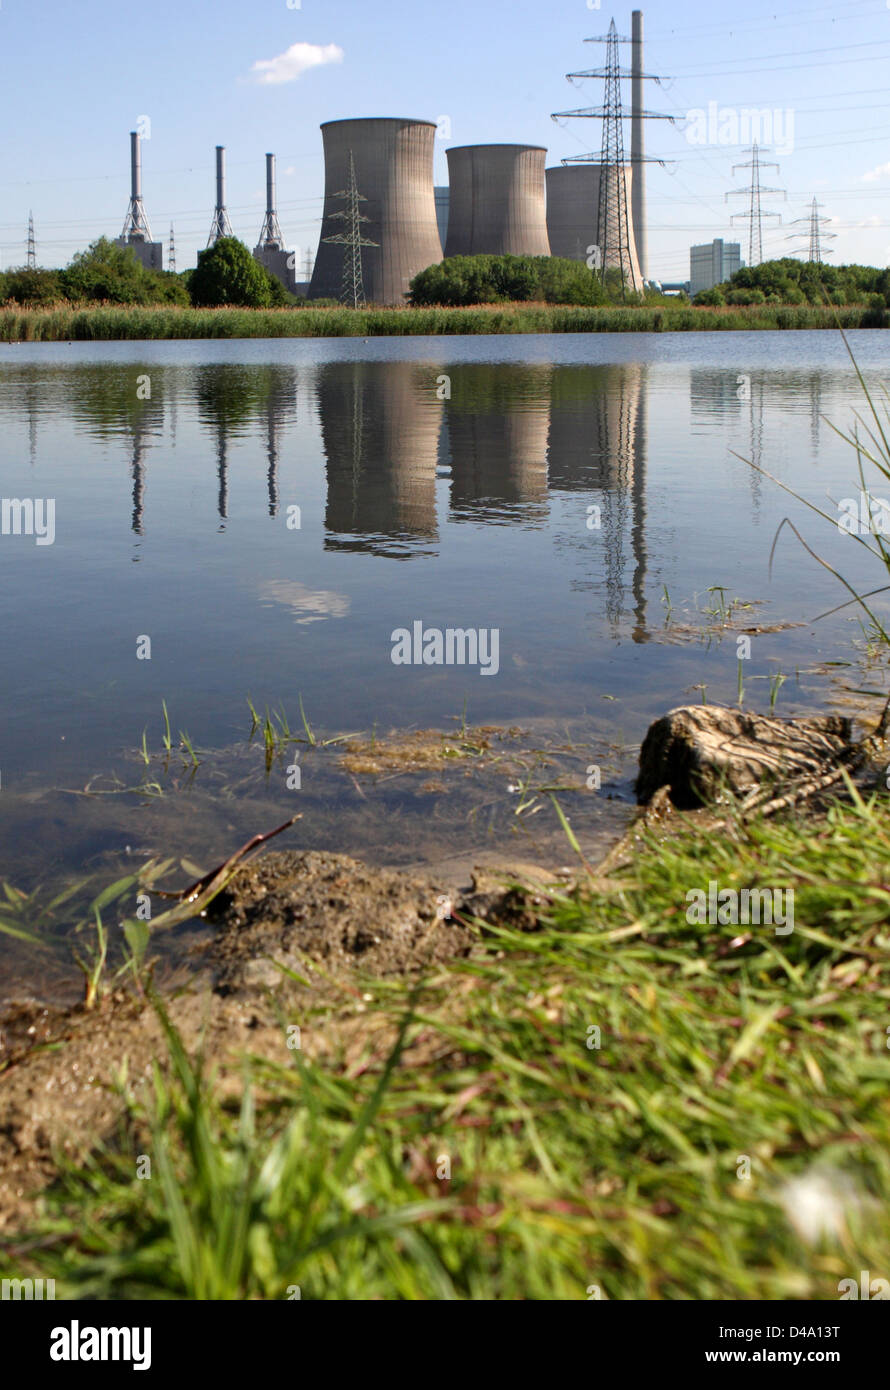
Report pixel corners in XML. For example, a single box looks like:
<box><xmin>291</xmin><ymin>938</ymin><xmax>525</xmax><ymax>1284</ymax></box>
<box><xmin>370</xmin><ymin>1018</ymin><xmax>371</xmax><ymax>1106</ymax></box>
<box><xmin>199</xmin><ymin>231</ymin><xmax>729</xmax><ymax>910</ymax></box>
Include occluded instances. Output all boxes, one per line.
<box><xmin>259</xmin><ymin>580</ymin><xmax>350</xmax><ymax>625</ymax></box>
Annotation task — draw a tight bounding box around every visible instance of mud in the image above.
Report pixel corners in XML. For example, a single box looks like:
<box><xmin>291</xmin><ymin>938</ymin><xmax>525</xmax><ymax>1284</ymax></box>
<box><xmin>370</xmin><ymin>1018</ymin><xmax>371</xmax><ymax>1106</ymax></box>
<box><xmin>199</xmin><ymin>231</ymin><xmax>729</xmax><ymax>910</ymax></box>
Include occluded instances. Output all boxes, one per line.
<box><xmin>0</xmin><ymin>847</ymin><xmax>553</xmax><ymax>1234</ymax></box>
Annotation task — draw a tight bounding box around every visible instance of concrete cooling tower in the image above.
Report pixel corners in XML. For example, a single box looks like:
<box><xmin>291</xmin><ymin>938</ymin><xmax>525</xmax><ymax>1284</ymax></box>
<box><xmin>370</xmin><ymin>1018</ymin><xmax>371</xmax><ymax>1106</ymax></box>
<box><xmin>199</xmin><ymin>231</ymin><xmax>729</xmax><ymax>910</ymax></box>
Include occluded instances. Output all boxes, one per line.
<box><xmin>545</xmin><ymin>164</ymin><xmax>642</xmax><ymax>288</ymax></box>
<box><xmin>309</xmin><ymin>118</ymin><xmax>443</xmax><ymax>305</ymax></box>
<box><xmin>444</xmin><ymin>145</ymin><xmax>551</xmax><ymax>258</ymax></box>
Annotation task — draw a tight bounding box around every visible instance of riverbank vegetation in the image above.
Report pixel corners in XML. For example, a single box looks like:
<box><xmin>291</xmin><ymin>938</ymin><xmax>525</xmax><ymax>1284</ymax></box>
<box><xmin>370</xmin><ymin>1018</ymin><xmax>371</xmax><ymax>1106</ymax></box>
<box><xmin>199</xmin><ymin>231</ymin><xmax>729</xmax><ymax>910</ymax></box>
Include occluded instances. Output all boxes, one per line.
<box><xmin>694</xmin><ymin>257</ymin><xmax>890</xmax><ymax>308</ymax></box>
<box><xmin>2</xmin><ymin>789</ymin><xmax>888</xmax><ymax>1298</ymax></box>
<box><xmin>1</xmin><ymin>300</ymin><xmax>884</xmax><ymax>341</ymax></box>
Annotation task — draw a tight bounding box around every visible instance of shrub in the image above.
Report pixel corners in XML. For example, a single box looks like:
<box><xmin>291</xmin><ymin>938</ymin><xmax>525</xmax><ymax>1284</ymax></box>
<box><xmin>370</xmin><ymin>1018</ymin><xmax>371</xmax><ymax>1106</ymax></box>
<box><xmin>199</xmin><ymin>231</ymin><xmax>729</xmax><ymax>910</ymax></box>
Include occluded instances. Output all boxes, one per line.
<box><xmin>409</xmin><ymin>254</ymin><xmax>605</xmax><ymax>306</ymax></box>
<box><xmin>188</xmin><ymin>238</ymin><xmax>272</xmax><ymax>308</ymax></box>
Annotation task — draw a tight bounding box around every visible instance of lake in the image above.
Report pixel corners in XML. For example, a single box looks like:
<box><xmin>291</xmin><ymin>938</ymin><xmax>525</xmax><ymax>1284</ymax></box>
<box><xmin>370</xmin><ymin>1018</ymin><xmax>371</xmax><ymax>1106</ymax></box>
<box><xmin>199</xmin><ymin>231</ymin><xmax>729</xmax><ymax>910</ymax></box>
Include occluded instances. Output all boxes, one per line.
<box><xmin>1</xmin><ymin>330</ymin><xmax>888</xmax><ymax>999</ymax></box>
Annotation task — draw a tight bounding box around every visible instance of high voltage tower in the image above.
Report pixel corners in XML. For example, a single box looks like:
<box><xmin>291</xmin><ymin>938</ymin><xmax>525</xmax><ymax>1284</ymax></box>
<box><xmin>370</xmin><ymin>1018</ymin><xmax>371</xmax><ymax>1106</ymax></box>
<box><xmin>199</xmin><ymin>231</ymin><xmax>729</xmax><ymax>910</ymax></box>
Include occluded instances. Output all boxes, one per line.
<box><xmin>26</xmin><ymin>211</ymin><xmax>36</xmax><ymax>269</ymax></box>
<box><xmin>726</xmin><ymin>144</ymin><xmax>785</xmax><ymax>267</ymax></box>
<box><xmin>168</xmin><ymin>224</ymin><xmax>176</xmax><ymax>273</ymax></box>
<box><xmin>322</xmin><ymin>150</ymin><xmax>378</xmax><ymax>309</ymax></box>
<box><xmin>787</xmin><ymin>197</ymin><xmax>835</xmax><ymax>263</ymax></box>
<box><xmin>551</xmin><ymin>13</ymin><xmax>672</xmax><ymax>293</ymax></box>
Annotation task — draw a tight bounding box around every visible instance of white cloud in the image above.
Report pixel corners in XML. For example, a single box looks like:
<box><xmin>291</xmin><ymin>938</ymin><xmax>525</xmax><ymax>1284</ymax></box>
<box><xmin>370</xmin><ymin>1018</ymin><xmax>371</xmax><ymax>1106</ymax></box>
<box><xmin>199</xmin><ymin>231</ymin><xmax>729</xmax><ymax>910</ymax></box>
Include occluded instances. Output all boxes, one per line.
<box><xmin>250</xmin><ymin>42</ymin><xmax>343</xmax><ymax>86</ymax></box>
<box><xmin>862</xmin><ymin>160</ymin><xmax>890</xmax><ymax>183</ymax></box>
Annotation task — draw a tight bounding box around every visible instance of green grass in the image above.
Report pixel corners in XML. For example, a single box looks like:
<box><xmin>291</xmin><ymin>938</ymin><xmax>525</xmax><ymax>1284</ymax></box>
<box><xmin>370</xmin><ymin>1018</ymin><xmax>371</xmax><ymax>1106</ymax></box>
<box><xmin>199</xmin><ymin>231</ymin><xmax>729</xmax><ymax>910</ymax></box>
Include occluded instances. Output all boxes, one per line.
<box><xmin>0</xmin><ymin>301</ymin><xmax>884</xmax><ymax>341</ymax></box>
<box><xmin>5</xmin><ymin>790</ymin><xmax>889</xmax><ymax>1299</ymax></box>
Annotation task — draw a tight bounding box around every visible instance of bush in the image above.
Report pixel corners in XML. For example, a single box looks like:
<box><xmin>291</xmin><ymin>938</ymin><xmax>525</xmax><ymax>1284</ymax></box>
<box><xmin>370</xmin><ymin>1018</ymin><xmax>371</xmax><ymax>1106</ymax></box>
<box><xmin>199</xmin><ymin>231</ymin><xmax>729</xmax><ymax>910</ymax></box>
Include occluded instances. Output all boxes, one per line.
<box><xmin>1</xmin><ymin>267</ymin><xmax>65</xmax><ymax>306</ymax></box>
<box><xmin>693</xmin><ymin>286</ymin><xmax>725</xmax><ymax>306</ymax></box>
<box><xmin>409</xmin><ymin>254</ymin><xmax>606</xmax><ymax>306</ymax></box>
<box><xmin>189</xmin><ymin>238</ymin><xmax>272</xmax><ymax>308</ymax></box>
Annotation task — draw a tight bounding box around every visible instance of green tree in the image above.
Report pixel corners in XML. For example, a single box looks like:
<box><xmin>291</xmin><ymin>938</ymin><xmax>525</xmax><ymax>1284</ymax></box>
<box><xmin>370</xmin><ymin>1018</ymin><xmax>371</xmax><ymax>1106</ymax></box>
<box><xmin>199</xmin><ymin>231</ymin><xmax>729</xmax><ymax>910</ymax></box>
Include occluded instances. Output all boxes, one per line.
<box><xmin>188</xmin><ymin>238</ymin><xmax>272</xmax><ymax>308</ymax></box>
<box><xmin>0</xmin><ymin>267</ymin><xmax>63</xmax><ymax>305</ymax></box>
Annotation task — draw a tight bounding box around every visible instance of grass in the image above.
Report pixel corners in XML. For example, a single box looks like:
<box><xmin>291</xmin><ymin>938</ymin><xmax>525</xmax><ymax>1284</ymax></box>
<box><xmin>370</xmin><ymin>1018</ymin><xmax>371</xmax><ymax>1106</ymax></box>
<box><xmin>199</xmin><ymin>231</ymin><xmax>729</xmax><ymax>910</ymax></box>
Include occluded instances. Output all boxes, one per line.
<box><xmin>4</xmin><ymin>789</ymin><xmax>889</xmax><ymax>1298</ymax></box>
<box><xmin>0</xmin><ymin>301</ymin><xmax>885</xmax><ymax>342</ymax></box>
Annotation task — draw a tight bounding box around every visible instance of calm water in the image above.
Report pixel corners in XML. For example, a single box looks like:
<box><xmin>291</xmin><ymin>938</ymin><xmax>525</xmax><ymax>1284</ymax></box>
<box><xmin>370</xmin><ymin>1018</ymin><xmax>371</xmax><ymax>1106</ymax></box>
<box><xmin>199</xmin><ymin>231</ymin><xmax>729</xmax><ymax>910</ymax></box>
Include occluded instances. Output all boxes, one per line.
<box><xmin>1</xmin><ymin>331</ymin><xmax>889</xmax><ymax>997</ymax></box>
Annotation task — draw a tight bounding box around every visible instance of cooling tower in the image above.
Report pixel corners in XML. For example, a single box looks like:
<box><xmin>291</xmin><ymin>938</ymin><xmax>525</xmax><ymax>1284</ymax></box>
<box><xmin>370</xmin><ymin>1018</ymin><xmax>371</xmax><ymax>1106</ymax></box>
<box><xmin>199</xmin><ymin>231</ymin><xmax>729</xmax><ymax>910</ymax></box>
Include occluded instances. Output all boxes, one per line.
<box><xmin>309</xmin><ymin>118</ymin><xmax>443</xmax><ymax>305</ymax></box>
<box><xmin>444</xmin><ymin>145</ymin><xmax>551</xmax><ymax>258</ymax></box>
<box><xmin>545</xmin><ymin>164</ymin><xmax>642</xmax><ymax>287</ymax></box>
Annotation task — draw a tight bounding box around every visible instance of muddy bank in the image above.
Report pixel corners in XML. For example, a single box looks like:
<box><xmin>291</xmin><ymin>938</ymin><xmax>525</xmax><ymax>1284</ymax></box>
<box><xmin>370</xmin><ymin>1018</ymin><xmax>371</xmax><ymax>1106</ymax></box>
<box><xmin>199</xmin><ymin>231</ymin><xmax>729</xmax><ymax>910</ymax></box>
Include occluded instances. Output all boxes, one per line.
<box><xmin>0</xmin><ymin>847</ymin><xmax>555</xmax><ymax>1233</ymax></box>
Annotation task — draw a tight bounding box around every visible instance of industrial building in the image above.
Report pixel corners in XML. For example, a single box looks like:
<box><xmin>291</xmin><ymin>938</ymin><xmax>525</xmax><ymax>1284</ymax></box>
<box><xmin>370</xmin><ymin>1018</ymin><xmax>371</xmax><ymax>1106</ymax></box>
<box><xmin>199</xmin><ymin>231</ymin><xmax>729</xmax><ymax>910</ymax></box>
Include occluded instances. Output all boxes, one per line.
<box><xmin>689</xmin><ymin>238</ymin><xmax>742</xmax><ymax>296</ymax></box>
<box><xmin>546</xmin><ymin>163</ymin><xmax>642</xmax><ymax>286</ymax></box>
<box><xmin>253</xmin><ymin>153</ymin><xmax>297</xmax><ymax>295</ymax></box>
<box><xmin>309</xmin><ymin>118</ymin><xmax>443</xmax><ymax>305</ymax></box>
<box><xmin>444</xmin><ymin>145</ymin><xmax>550</xmax><ymax>258</ymax></box>
<box><xmin>207</xmin><ymin>146</ymin><xmax>233</xmax><ymax>246</ymax></box>
<box><xmin>116</xmin><ymin>131</ymin><xmax>163</xmax><ymax>271</ymax></box>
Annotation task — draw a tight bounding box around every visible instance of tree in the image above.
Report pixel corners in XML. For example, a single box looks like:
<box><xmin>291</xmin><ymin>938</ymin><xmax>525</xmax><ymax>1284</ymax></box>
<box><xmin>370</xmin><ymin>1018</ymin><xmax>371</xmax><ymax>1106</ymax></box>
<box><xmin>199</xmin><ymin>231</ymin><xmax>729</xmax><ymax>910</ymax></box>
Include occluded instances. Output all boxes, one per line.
<box><xmin>188</xmin><ymin>238</ymin><xmax>272</xmax><ymax>308</ymax></box>
<box><xmin>0</xmin><ymin>267</ymin><xmax>63</xmax><ymax>305</ymax></box>
<box><xmin>409</xmin><ymin>254</ymin><xmax>605</xmax><ymax>306</ymax></box>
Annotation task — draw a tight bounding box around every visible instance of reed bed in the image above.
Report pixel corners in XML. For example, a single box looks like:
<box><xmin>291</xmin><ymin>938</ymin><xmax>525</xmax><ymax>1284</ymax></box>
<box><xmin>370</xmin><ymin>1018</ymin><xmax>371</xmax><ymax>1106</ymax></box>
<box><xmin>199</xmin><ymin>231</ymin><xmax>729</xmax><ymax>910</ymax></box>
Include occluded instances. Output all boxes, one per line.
<box><xmin>0</xmin><ymin>301</ymin><xmax>883</xmax><ymax>342</ymax></box>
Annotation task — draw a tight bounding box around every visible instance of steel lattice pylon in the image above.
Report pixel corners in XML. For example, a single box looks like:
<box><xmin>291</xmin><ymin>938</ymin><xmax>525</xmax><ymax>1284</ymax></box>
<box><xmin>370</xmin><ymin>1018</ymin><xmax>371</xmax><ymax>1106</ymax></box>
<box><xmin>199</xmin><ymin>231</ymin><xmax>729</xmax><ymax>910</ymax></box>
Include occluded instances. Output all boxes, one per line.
<box><xmin>551</xmin><ymin>15</ymin><xmax>673</xmax><ymax>296</ymax></box>
<box><xmin>726</xmin><ymin>144</ymin><xmax>785</xmax><ymax>267</ymax></box>
<box><xmin>787</xmin><ymin>197</ymin><xmax>835</xmax><ymax>263</ymax></box>
<box><xmin>26</xmin><ymin>211</ymin><xmax>36</xmax><ymax>269</ymax></box>
<box><xmin>168</xmin><ymin>224</ymin><xmax>176</xmax><ymax>273</ymax></box>
<box><xmin>323</xmin><ymin>151</ymin><xmax>379</xmax><ymax>309</ymax></box>
<box><xmin>597</xmin><ymin>21</ymin><xmax>636</xmax><ymax>292</ymax></box>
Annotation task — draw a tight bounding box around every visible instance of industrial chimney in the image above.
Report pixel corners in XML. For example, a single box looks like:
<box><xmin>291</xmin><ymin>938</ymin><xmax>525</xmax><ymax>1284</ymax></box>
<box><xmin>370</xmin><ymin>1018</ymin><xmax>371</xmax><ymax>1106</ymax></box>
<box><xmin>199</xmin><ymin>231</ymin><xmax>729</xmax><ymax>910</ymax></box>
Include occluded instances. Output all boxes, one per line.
<box><xmin>631</xmin><ymin>10</ymin><xmax>647</xmax><ymax>281</ymax></box>
<box><xmin>253</xmin><ymin>152</ymin><xmax>297</xmax><ymax>294</ymax></box>
<box><xmin>309</xmin><ymin>118</ymin><xmax>443</xmax><ymax>305</ymax></box>
<box><xmin>207</xmin><ymin>145</ymin><xmax>234</xmax><ymax>246</ymax></box>
<box><xmin>444</xmin><ymin>145</ymin><xmax>551</xmax><ymax>258</ymax></box>
<box><xmin>117</xmin><ymin>131</ymin><xmax>163</xmax><ymax>271</ymax></box>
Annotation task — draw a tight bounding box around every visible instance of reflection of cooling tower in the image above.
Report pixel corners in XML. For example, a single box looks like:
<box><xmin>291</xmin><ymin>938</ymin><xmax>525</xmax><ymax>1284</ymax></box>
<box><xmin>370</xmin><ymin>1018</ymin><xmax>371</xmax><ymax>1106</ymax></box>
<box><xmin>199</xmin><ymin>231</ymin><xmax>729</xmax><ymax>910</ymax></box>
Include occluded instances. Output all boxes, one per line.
<box><xmin>546</xmin><ymin>165</ymin><xmax>642</xmax><ymax>285</ymax></box>
<box><xmin>318</xmin><ymin>362</ymin><xmax>443</xmax><ymax>557</ymax></box>
<box><xmin>309</xmin><ymin>119</ymin><xmax>443</xmax><ymax>305</ymax></box>
<box><xmin>446</xmin><ymin>366</ymin><xmax>551</xmax><ymax>518</ymax></box>
<box><xmin>445</xmin><ymin>146</ymin><xmax>551</xmax><ymax>257</ymax></box>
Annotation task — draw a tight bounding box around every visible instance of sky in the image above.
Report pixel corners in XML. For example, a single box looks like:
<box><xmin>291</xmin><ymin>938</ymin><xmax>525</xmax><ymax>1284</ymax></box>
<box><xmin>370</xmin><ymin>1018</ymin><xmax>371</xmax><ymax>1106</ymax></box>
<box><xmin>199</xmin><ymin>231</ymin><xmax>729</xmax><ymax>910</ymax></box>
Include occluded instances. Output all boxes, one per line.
<box><xmin>1</xmin><ymin>0</ymin><xmax>890</xmax><ymax>280</ymax></box>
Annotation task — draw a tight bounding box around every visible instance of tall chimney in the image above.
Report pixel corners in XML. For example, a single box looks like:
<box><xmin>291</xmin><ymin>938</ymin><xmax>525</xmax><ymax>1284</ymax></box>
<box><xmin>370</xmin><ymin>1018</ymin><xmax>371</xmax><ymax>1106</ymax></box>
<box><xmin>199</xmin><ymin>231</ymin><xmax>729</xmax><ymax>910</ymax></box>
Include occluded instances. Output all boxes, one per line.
<box><xmin>216</xmin><ymin>145</ymin><xmax>226</xmax><ymax>215</ymax></box>
<box><xmin>131</xmin><ymin>131</ymin><xmax>142</xmax><ymax>202</ymax></box>
<box><xmin>266</xmin><ymin>152</ymin><xmax>276</xmax><ymax>220</ymax></box>
<box><xmin>207</xmin><ymin>145</ymin><xmax>234</xmax><ymax>246</ymax></box>
<box><xmin>631</xmin><ymin>10</ymin><xmax>647</xmax><ymax>282</ymax></box>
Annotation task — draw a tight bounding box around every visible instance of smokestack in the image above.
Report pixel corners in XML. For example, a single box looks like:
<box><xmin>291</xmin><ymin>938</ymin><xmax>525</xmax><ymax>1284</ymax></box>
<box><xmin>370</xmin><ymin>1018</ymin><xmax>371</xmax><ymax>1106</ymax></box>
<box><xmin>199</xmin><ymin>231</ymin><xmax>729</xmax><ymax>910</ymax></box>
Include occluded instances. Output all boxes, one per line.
<box><xmin>216</xmin><ymin>145</ymin><xmax>226</xmax><ymax>214</ymax></box>
<box><xmin>631</xmin><ymin>10</ymin><xmax>647</xmax><ymax>281</ymax></box>
<box><xmin>130</xmin><ymin>131</ymin><xmax>142</xmax><ymax>202</ymax></box>
<box><xmin>266</xmin><ymin>153</ymin><xmax>276</xmax><ymax>220</ymax></box>
<box><xmin>207</xmin><ymin>145</ymin><xmax>234</xmax><ymax>246</ymax></box>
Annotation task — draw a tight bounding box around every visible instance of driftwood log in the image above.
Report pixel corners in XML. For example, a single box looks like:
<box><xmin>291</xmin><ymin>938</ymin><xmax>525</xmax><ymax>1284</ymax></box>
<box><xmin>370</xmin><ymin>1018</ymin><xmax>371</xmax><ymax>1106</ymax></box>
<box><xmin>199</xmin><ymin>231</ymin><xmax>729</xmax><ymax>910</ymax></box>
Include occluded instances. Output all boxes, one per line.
<box><xmin>636</xmin><ymin>705</ymin><xmax>860</xmax><ymax>811</ymax></box>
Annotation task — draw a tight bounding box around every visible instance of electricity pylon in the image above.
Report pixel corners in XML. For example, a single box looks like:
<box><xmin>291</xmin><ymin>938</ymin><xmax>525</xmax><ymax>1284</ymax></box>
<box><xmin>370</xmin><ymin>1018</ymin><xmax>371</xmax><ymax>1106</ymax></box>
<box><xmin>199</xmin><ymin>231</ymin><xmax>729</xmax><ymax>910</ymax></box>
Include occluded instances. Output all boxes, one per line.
<box><xmin>322</xmin><ymin>151</ymin><xmax>378</xmax><ymax>308</ymax></box>
<box><xmin>787</xmin><ymin>197</ymin><xmax>835</xmax><ymax>263</ymax></box>
<box><xmin>551</xmin><ymin>16</ymin><xmax>673</xmax><ymax>294</ymax></box>
<box><xmin>168</xmin><ymin>224</ymin><xmax>176</xmax><ymax>273</ymax></box>
<box><xmin>26</xmin><ymin>211</ymin><xmax>36</xmax><ymax>269</ymax></box>
<box><xmin>726</xmin><ymin>144</ymin><xmax>785</xmax><ymax>267</ymax></box>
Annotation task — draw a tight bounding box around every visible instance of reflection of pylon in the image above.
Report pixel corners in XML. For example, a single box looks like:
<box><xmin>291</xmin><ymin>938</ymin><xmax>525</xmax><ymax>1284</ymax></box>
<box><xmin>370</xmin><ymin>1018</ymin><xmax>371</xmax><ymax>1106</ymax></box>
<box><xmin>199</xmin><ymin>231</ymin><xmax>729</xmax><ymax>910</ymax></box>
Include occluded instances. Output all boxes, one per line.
<box><xmin>551</xmin><ymin>18</ymin><xmax>672</xmax><ymax>294</ymax></box>
<box><xmin>322</xmin><ymin>151</ymin><xmax>379</xmax><ymax>309</ymax></box>
<box><xmin>787</xmin><ymin>197</ymin><xmax>835</xmax><ymax>263</ymax></box>
<box><xmin>26</xmin><ymin>211</ymin><xmax>36</xmax><ymax>269</ymax></box>
<box><xmin>726</xmin><ymin>144</ymin><xmax>785</xmax><ymax>267</ymax></box>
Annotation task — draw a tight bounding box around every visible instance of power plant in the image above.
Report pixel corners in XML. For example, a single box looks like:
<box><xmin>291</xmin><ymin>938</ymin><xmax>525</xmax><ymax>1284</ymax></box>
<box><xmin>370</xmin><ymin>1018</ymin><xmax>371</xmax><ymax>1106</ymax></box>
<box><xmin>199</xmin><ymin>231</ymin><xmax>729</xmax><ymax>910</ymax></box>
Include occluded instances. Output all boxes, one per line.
<box><xmin>309</xmin><ymin>118</ymin><xmax>442</xmax><ymax>305</ymax></box>
<box><xmin>444</xmin><ymin>145</ymin><xmax>551</xmax><ymax>258</ymax></box>
<box><xmin>26</xmin><ymin>11</ymin><xmax>672</xmax><ymax>294</ymax></box>
<box><xmin>116</xmin><ymin>131</ymin><xmax>163</xmax><ymax>271</ymax></box>
<box><xmin>253</xmin><ymin>153</ymin><xmax>297</xmax><ymax>294</ymax></box>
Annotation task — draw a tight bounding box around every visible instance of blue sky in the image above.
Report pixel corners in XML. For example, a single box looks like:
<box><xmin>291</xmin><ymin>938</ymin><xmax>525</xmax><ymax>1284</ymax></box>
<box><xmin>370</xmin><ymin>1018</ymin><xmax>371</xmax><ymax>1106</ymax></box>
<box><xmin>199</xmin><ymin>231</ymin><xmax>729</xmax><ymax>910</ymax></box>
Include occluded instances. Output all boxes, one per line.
<box><xmin>1</xmin><ymin>0</ymin><xmax>890</xmax><ymax>278</ymax></box>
